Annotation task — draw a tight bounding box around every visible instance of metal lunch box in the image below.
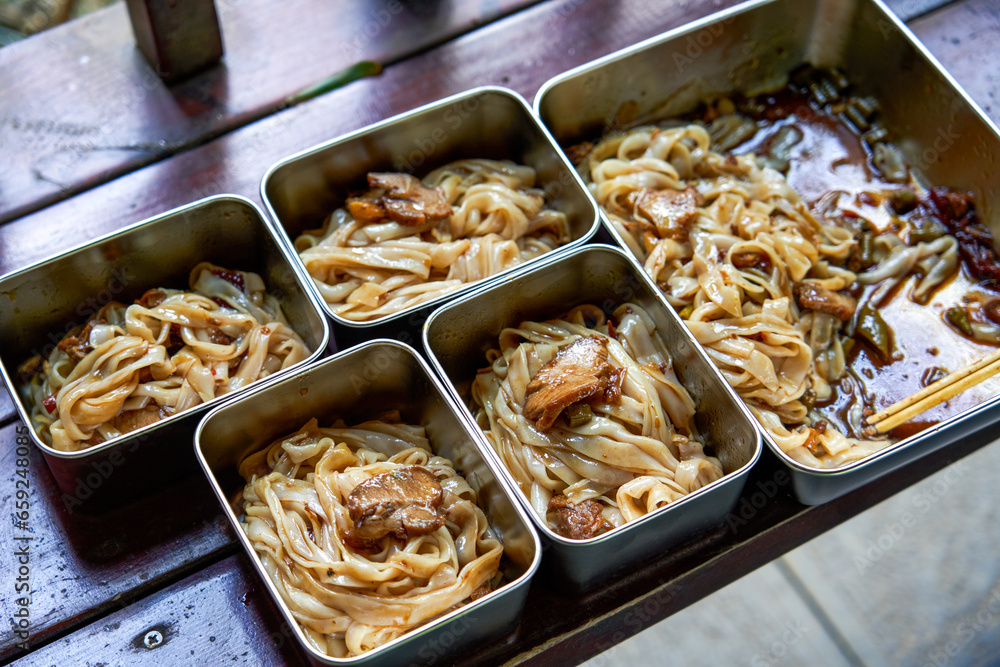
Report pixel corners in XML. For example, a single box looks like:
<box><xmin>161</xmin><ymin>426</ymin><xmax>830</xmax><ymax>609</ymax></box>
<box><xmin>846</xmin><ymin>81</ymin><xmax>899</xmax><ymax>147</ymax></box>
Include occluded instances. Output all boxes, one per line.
<box><xmin>533</xmin><ymin>0</ymin><xmax>1000</xmax><ymax>504</ymax></box>
<box><xmin>261</xmin><ymin>85</ymin><xmax>600</xmax><ymax>352</ymax></box>
<box><xmin>0</xmin><ymin>195</ymin><xmax>329</xmax><ymax>510</ymax></box>
<box><xmin>195</xmin><ymin>339</ymin><xmax>541</xmax><ymax>666</ymax></box>
<box><xmin>422</xmin><ymin>244</ymin><xmax>761</xmax><ymax>589</ymax></box>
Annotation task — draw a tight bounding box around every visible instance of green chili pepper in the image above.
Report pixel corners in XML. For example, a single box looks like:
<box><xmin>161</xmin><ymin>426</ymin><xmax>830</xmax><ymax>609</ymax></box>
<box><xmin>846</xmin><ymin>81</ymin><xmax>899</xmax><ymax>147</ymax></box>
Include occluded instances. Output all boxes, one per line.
<box><xmin>563</xmin><ymin>403</ymin><xmax>593</xmax><ymax>428</ymax></box>
<box><xmin>909</xmin><ymin>217</ymin><xmax>947</xmax><ymax>244</ymax></box>
<box><xmin>858</xmin><ymin>232</ymin><xmax>875</xmax><ymax>267</ymax></box>
<box><xmin>856</xmin><ymin>302</ymin><xmax>892</xmax><ymax>360</ymax></box>
<box><xmin>945</xmin><ymin>307</ymin><xmax>974</xmax><ymax>336</ymax></box>
<box><xmin>678</xmin><ymin>304</ymin><xmax>695</xmax><ymax>320</ymax></box>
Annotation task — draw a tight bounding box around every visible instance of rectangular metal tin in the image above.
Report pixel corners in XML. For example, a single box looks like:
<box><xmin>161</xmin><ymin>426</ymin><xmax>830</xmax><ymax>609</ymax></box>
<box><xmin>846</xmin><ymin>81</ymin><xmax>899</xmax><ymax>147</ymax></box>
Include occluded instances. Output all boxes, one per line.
<box><xmin>534</xmin><ymin>0</ymin><xmax>1000</xmax><ymax>504</ymax></box>
<box><xmin>0</xmin><ymin>195</ymin><xmax>329</xmax><ymax>509</ymax></box>
<box><xmin>195</xmin><ymin>339</ymin><xmax>541</xmax><ymax>665</ymax></box>
<box><xmin>261</xmin><ymin>85</ymin><xmax>600</xmax><ymax>351</ymax></box>
<box><xmin>422</xmin><ymin>244</ymin><xmax>761</xmax><ymax>588</ymax></box>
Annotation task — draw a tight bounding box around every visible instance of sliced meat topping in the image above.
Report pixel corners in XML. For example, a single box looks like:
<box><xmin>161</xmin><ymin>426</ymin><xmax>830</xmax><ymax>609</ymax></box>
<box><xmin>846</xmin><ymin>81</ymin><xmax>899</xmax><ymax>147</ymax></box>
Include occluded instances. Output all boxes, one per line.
<box><xmin>523</xmin><ymin>335</ymin><xmax>624</xmax><ymax>431</ymax></box>
<box><xmin>113</xmin><ymin>405</ymin><xmax>167</xmax><ymax>434</ymax></box>
<box><xmin>548</xmin><ymin>495</ymin><xmax>609</xmax><ymax>540</ymax></box>
<box><xmin>347</xmin><ymin>172</ymin><xmax>453</xmax><ymax>227</ymax></box>
<box><xmin>56</xmin><ymin>317</ymin><xmax>108</xmax><ymax>362</ymax></box>
<box><xmin>204</xmin><ymin>327</ymin><xmax>233</xmax><ymax>345</ymax></box>
<box><xmin>794</xmin><ymin>283</ymin><xmax>857</xmax><ymax>321</ymax></box>
<box><xmin>137</xmin><ymin>288</ymin><xmax>168</xmax><ymax>308</ymax></box>
<box><xmin>347</xmin><ymin>466</ymin><xmax>445</xmax><ymax>542</ymax></box>
<box><xmin>631</xmin><ymin>187</ymin><xmax>701</xmax><ymax>241</ymax></box>
<box><xmin>564</xmin><ymin>140</ymin><xmax>594</xmax><ymax>166</ymax></box>
<box><xmin>470</xmin><ymin>583</ymin><xmax>492</xmax><ymax>601</ymax></box>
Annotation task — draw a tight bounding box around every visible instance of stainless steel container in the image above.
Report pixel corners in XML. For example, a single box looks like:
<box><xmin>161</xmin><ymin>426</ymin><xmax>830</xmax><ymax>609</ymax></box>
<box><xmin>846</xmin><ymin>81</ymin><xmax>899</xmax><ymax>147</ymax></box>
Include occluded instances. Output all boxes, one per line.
<box><xmin>423</xmin><ymin>245</ymin><xmax>761</xmax><ymax>588</ymax></box>
<box><xmin>534</xmin><ymin>0</ymin><xmax>1000</xmax><ymax>505</ymax></box>
<box><xmin>261</xmin><ymin>86</ymin><xmax>600</xmax><ymax>352</ymax></box>
<box><xmin>0</xmin><ymin>195</ymin><xmax>329</xmax><ymax>510</ymax></box>
<box><xmin>195</xmin><ymin>340</ymin><xmax>541</xmax><ymax>666</ymax></box>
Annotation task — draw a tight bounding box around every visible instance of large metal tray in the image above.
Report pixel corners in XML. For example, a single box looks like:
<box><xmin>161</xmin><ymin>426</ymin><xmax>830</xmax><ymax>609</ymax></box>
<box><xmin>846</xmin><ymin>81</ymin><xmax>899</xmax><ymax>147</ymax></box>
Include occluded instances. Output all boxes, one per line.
<box><xmin>534</xmin><ymin>0</ymin><xmax>1000</xmax><ymax>504</ymax></box>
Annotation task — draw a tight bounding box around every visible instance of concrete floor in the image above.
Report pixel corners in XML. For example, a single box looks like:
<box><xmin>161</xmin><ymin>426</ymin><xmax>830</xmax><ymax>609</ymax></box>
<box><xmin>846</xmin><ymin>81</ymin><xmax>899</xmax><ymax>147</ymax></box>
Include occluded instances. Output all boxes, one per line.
<box><xmin>582</xmin><ymin>438</ymin><xmax>1000</xmax><ymax>667</ymax></box>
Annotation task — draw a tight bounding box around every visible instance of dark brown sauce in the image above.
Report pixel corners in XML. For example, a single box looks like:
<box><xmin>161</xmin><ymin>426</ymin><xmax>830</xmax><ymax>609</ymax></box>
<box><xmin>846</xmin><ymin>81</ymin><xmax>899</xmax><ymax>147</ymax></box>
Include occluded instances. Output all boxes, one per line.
<box><xmin>729</xmin><ymin>89</ymin><xmax>1000</xmax><ymax>440</ymax></box>
<box><xmin>735</xmin><ymin>91</ymin><xmax>886</xmax><ymax>202</ymax></box>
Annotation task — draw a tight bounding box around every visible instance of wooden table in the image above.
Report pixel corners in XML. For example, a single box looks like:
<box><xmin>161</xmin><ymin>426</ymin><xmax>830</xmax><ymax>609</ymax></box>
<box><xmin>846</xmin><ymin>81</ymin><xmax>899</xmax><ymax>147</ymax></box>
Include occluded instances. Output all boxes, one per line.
<box><xmin>2</xmin><ymin>0</ymin><xmax>998</xmax><ymax>664</ymax></box>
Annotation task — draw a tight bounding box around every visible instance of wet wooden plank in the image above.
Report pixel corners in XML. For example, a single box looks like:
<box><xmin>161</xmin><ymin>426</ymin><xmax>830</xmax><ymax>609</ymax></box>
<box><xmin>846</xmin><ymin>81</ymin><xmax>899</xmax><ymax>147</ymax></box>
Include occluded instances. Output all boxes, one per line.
<box><xmin>0</xmin><ymin>0</ymin><xmax>541</xmax><ymax>224</ymax></box>
<box><xmin>0</xmin><ymin>0</ymin><xmax>986</xmax><ymax>279</ymax></box>
<box><xmin>0</xmin><ymin>0</ymin><xmax>939</xmax><ymax>229</ymax></box>
<box><xmin>0</xmin><ymin>0</ymin><xmax>745</xmax><ymax>277</ymax></box>
<box><xmin>9</xmin><ymin>555</ymin><xmax>309</xmax><ymax>667</ymax></box>
<box><xmin>0</xmin><ymin>420</ymin><xmax>236</xmax><ymax>662</ymax></box>
<box><xmin>910</xmin><ymin>0</ymin><xmax>1000</xmax><ymax>120</ymax></box>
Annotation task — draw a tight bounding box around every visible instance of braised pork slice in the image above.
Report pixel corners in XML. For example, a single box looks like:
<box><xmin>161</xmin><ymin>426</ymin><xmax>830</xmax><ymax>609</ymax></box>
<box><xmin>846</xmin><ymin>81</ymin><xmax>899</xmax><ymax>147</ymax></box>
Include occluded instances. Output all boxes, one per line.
<box><xmin>112</xmin><ymin>405</ymin><xmax>167</xmax><ymax>434</ymax></box>
<box><xmin>346</xmin><ymin>172</ymin><xmax>453</xmax><ymax>226</ymax></box>
<box><xmin>631</xmin><ymin>187</ymin><xmax>701</xmax><ymax>241</ymax></box>
<box><xmin>548</xmin><ymin>495</ymin><xmax>608</xmax><ymax>540</ymax></box>
<box><xmin>794</xmin><ymin>283</ymin><xmax>857</xmax><ymax>321</ymax></box>
<box><xmin>137</xmin><ymin>288</ymin><xmax>168</xmax><ymax>308</ymax></box>
<box><xmin>347</xmin><ymin>466</ymin><xmax>445</xmax><ymax>541</ymax></box>
<box><xmin>523</xmin><ymin>335</ymin><xmax>624</xmax><ymax>431</ymax></box>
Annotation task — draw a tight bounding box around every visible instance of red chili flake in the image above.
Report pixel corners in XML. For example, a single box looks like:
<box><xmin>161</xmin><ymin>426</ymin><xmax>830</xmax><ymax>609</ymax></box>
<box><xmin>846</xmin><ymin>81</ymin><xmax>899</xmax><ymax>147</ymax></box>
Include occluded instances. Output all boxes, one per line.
<box><xmin>747</xmin><ymin>332</ymin><xmax>764</xmax><ymax>341</ymax></box>
<box><xmin>607</xmin><ymin>319</ymin><xmax>617</xmax><ymax>339</ymax></box>
<box><xmin>43</xmin><ymin>394</ymin><xmax>57</xmax><ymax>414</ymax></box>
<box><xmin>212</xmin><ymin>297</ymin><xmax>230</xmax><ymax>308</ymax></box>
<box><xmin>210</xmin><ymin>267</ymin><xmax>246</xmax><ymax>292</ymax></box>
<box><xmin>210</xmin><ymin>368</ymin><xmax>217</xmax><ymax>376</ymax></box>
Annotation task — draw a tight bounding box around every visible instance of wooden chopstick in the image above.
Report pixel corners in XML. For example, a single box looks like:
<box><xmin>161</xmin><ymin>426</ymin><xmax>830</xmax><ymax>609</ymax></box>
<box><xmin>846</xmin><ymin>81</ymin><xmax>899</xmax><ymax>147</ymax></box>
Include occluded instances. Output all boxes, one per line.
<box><xmin>865</xmin><ymin>348</ymin><xmax>1000</xmax><ymax>435</ymax></box>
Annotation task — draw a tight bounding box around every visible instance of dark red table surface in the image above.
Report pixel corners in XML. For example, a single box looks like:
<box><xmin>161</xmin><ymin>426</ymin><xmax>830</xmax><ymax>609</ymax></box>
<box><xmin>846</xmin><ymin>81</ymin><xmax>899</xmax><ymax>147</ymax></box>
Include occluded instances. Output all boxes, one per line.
<box><xmin>2</xmin><ymin>0</ymin><xmax>999</xmax><ymax>664</ymax></box>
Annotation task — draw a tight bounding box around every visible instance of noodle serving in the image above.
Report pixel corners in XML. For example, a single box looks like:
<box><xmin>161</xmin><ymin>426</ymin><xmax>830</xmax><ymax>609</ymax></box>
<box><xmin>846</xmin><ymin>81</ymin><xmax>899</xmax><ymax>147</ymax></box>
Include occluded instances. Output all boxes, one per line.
<box><xmin>470</xmin><ymin>303</ymin><xmax>724</xmax><ymax>540</ymax></box>
<box><xmin>21</xmin><ymin>262</ymin><xmax>311</xmax><ymax>452</ymax></box>
<box><xmin>238</xmin><ymin>416</ymin><xmax>503</xmax><ymax>658</ymax></box>
<box><xmin>294</xmin><ymin>159</ymin><xmax>571</xmax><ymax>321</ymax></box>
<box><xmin>573</xmin><ymin>67</ymin><xmax>1000</xmax><ymax>469</ymax></box>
